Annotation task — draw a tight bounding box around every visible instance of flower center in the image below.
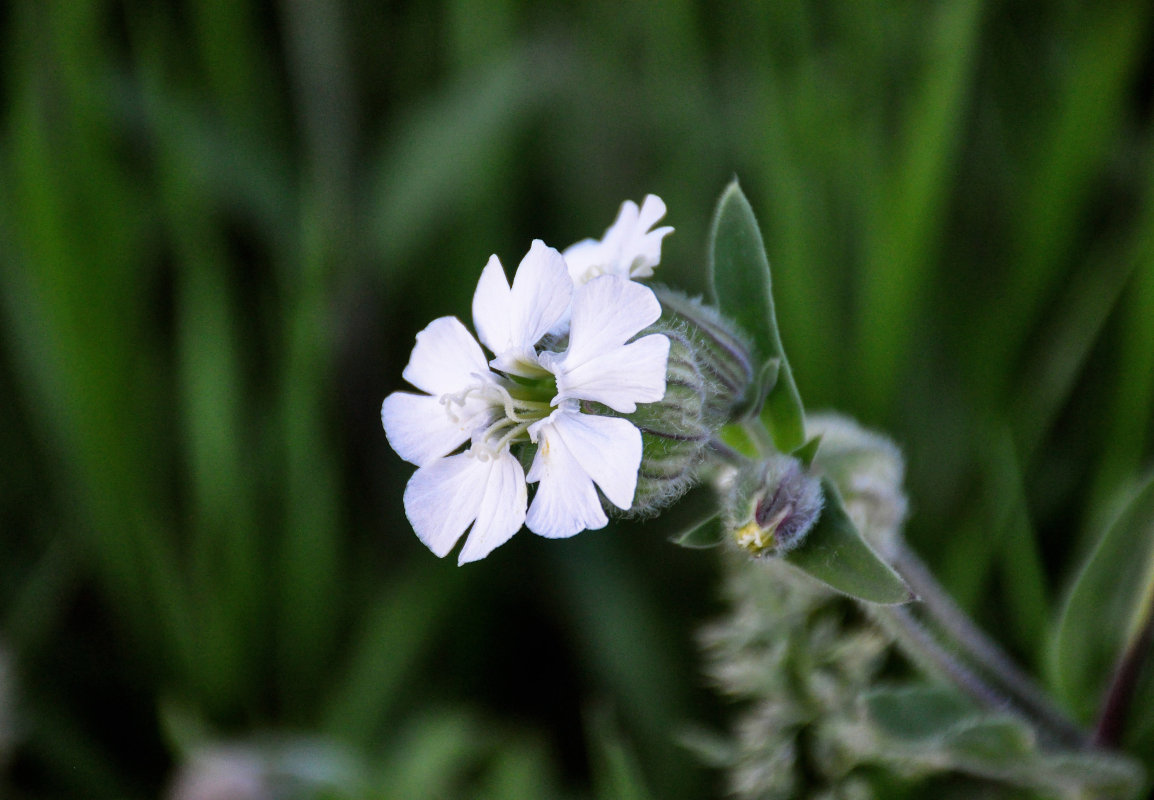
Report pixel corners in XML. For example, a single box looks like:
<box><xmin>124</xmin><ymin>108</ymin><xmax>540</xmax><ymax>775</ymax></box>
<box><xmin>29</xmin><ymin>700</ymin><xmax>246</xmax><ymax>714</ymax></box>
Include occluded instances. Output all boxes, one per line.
<box><xmin>441</xmin><ymin>373</ymin><xmax>558</xmax><ymax>460</ymax></box>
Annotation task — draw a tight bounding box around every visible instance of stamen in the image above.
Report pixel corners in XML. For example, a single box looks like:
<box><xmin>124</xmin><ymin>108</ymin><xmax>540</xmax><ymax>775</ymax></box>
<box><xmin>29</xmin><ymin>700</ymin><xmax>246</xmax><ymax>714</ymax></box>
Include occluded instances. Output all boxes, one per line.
<box><xmin>439</xmin><ymin>372</ymin><xmax>557</xmax><ymax>460</ymax></box>
<box><xmin>441</xmin><ymin>378</ymin><xmax>552</xmax><ymax>426</ymax></box>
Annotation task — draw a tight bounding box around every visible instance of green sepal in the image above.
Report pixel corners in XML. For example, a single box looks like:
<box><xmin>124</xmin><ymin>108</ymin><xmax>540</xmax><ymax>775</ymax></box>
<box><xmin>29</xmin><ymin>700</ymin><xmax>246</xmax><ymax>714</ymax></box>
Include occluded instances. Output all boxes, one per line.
<box><xmin>718</xmin><ymin>423</ymin><xmax>759</xmax><ymax>459</ymax></box>
<box><xmin>1049</xmin><ymin>474</ymin><xmax>1154</xmax><ymax>725</ymax></box>
<box><xmin>658</xmin><ymin>485</ymin><xmax>724</xmax><ymax>548</ymax></box>
<box><xmin>707</xmin><ymin>180</ymin><xmax>805</xmax><ymax>453</ymax></box>
<box><xmin>732</xmin><ymin>358</ymin><xmax>779</xmax><ymax>421</ymax></box>
<box><xmin>784</xmin><ymin>478</ymin><xmax>911</xmax><ymax>604</ymax></box>
<box><xmin>670</xmin><ymin>515</ymin><xmax>725</xmax><ymax>549</ymax></box>
<box><xmin>793</xmin><ymin>435</ymin><xmax>823</xmax><ymax>469</ymax></box>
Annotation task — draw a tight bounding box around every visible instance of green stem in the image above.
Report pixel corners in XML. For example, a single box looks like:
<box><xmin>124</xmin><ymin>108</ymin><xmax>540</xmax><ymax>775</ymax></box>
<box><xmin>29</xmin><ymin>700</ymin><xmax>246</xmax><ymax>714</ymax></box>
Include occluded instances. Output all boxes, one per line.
<box><xmin>868</xmin><ymin>604</ymin><xmax>1010</xmax><ymax>712</ymax></box>
<box><xmin>891</xmin><ymin>543</ymin><xmax>1088</xmax><ymax>747</ymax></box>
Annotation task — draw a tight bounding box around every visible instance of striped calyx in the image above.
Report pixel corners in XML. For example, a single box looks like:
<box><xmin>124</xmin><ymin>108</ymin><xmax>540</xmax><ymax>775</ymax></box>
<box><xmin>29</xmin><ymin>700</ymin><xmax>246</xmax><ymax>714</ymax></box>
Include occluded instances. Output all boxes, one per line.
<box><xmin>604</xmin><ymin>287</ymin><xmax>756</xmax><ymax>517</ymax></box>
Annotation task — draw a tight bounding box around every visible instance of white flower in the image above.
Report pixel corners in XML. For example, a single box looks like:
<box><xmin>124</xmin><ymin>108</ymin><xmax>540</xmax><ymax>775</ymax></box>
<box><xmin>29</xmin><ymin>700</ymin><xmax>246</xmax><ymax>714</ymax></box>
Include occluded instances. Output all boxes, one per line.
<box><xmin>563</xmin><ymin>194</ymin><xmax>674</xmax><ymax>285</ymax></box>
<box><xmin>382</xmin><ymin>240</ymin><xmax>669</xmax><ymax>563</ymax></box>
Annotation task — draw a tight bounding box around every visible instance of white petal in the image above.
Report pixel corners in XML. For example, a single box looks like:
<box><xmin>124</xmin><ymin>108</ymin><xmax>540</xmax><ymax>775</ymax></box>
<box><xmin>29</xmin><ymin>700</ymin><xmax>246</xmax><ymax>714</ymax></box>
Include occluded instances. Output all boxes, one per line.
<box><xmin>473</xmin><ymin>242</ymin><xmax>572</xmax><ymax>376</ymax></box>
<box><xmin>553</xmin><ymin>333</ymin><xmax>669</xmax><ymax>413</ymax></box>
<box><xmin>636</xmin><ymin>194</ymin><xmax>668</xmax><ymax>232</ymax></box>
<box><xmin>599</xmin><ymin>199</ymin><xmax>641</xmax><ymax>257</ymax></box>
<box><xmin>381</xmin><ymin>391</ymin><xmax>494</xmax><ymax>467</ymax></box>
<box><xmin>525</xmin><ymin>416</ymin><xmax>609</xmax><ymax>538</ymax></box>
<box><xmin>401</xmin><ymin>316</ymin><xmax>491</xmax><ymax>397</ymax></box>
<box><xmin>403</xmin><ymin>453</ymin><xmax>492</xmax><ymax>558</ymax></box>
<box><xmin>508</xmin><ymin>240</ymin><xmax>572</xmax><ymax>349</ymax></box>
<box><xmin>544</xmin><ymin>411</ymin><xmax>641</xmax><ymax>510</ymax></box>
<box><xmin>560</xmin><ymin>275</ymin><xmax>663</xmax><ymax>368</ymax></box>
<box><xmin>562</xmin><ymin>196</ymin><xmax>673</xmax><ymax>284</ymax></box>
<box><xmin>561</xmin><ymin>238</ymin><xmax>604</xmax><ymax>285</ymax></box>
<box><xmin>472</xmin><ymin>255</ymin><xmax>513</xmax><ymax>357</ymax></box>
<box><xmin>626</xmin><ymin>195</ymin><xmax>674</xmax><ymax>278</ymax></box>
<box><xmin>457</xmin><ymin>451</ymin><xmax>527</xmax><ymax>564</ymax></box>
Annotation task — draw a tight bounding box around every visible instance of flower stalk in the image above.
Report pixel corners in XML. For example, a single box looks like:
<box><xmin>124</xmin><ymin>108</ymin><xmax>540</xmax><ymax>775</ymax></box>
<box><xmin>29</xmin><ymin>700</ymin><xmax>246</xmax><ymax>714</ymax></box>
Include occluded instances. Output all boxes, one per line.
<box><xmin>889</xmin><ymin>542</ymin><xmax>1090</xmax><ymax>747</ymax></box>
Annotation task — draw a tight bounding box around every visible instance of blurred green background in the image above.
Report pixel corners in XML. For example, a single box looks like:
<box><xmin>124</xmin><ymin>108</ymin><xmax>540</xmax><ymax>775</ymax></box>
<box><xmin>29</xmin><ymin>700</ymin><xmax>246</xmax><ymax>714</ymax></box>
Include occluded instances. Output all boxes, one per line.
<box><xmin>2</xmin><ymin>0</ymin><xmax>1153</xmax><ymax>797</ymax></box>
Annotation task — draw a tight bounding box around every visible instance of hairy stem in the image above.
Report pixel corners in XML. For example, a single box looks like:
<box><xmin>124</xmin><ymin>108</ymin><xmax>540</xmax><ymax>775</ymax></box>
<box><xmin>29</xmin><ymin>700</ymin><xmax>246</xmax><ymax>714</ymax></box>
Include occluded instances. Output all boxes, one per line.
<box><xmin>891</xmin><ymin>543</ymin><xmax>1088</xmax><ymax>747</ymax></box>
<box><xmin>868</xmin><ymin>604</ymin><xmax>1010</xmax><ymax>711</ymax></box>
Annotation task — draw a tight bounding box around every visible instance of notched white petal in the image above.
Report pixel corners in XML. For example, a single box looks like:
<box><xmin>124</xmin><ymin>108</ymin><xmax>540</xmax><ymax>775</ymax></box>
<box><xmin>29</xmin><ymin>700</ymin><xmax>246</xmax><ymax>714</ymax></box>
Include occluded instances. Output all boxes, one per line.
<box><xmin>472</xmin><ymin>255</ymin><xmax>513</xmax><ymax>357</ymax></box>
<box><xmin>525</xmin><ymin>418</ymin><xmax>609</xmax><ymax>538</ymax></box>
<box><xmin>405</xmin><ymin>450</ymin><xmax>527</xmax><ymax>563</ymax></box>
<box><xmin>508</xmin><ymin>240</ymin><xmax>572</xmax><ymax>349</ymax></box>
<box><xmin>381</xmin><ymin>391</ymin><xmax>493</xmax><ymax>467</ymax></box>
<box><xmin>473</xmin><ymin>243</ymin><xmax>571</xmax><ymax>368</ymax></box>
<box><xmin>402</xmin><ymin>316</ymin><xmax>491</xmax><ymax>397</ymax></box>
<box><xmin>627</xmin><ymin>194</ymin><xmax>674</xmax><ymax>279</ymax></box>
<box><xmin>562</xmin><ymin>276</ymin><xmax>663</xmax><ymax>371</ymax></box>
<box><xmin>547</xmin><ymin>412</ymin><xmax>641</xmax><ymax>511</ymax></box>
<box><xmin>457</xmin><ymin>452</ymin><xmax>527</xmax><ymax>564</ymax></box>
<box><xmin>562</xmin><ymin>195</ymin><xmax>673</xmax><ymax>284</ymax></box>
<box><xmin>554</xmin><ymin>332</ymin><xmax>669</xmax><ymax>413</ymax></box>
<box><xmin>561</xmin><ymin>238</ymin><xmax>601</xmax><ymax>284</ymax></box>
<box><xmin>403</xmin><ymin>453</ymin><xmax>492</xmax><ymax>558</ymax></box>
<box><xmin>636</xmin><ymin>194</ymin><xmax>668</xmax><ymax>232</ymax></box>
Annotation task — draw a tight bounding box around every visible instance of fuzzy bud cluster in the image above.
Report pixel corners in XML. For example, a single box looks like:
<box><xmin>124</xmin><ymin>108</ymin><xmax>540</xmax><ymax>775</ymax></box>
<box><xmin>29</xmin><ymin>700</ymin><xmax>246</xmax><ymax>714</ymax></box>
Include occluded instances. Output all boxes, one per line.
<box><xmin>697</xmin><ymin>554</ymin><xmax>893</xmax><ymax>799</ymax></box>
<box><xmin>806</xmin><ymin>414</ymin><xmax>907</xmax><ymax>557</ymax></box>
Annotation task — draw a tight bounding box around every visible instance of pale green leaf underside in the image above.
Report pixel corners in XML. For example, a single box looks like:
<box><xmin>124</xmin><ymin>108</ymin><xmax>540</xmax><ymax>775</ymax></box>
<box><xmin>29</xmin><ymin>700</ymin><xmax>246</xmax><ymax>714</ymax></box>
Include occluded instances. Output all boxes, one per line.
<box><xmin>669</xmin><ymin>515</ymin><xmax>725</xmax><ymax>549</ymax></box>
<box><xmin>784</xmin><ymin>478</ymin><xmax>911</xmax><ymax>604</ymax></box>
<box><xmin>707</xmin><ymin>180</ymin><xmax>805</xmax><ymax>453</ymax></box>
<box><xmin>1049</xmin><ymin>474</ymin><xmax>1154</xmax><ymax>722</ymax></box>
<box><xmin>860</xmin><ymin>685</ymin><xmax>1143</xmax><ymax>798</ymax></box>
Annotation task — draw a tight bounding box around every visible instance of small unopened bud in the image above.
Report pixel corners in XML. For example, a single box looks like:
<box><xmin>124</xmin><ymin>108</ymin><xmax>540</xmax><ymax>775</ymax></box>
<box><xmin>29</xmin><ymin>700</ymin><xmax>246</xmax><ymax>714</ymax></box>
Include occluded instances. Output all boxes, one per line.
<box><xmin>651</xmin><ymin>287</ymin><xmax>756</xmax><ymax>425</ymax></box>
<box><xmin>723</xmin><ymin>455</ymin><xmax>824</xmax><ymax>557</ymax></box>
<box><xmin>806</xmin><ymin>413</ymin><xmax>907</xmax><ymax>555</ymax></box>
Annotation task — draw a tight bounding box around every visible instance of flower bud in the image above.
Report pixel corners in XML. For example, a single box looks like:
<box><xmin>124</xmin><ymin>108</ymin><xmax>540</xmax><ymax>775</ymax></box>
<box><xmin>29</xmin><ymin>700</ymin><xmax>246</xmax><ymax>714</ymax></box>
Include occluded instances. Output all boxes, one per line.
<box><xmin>651</xmin><ymin>287</ymin><xmax>756</xmax><ymax>425</ymax></box>
<box><xmin>806</xmin><ymin>413</ymin><xmax>907</xmax><ymax>555</ymax></box>
<box><xmin>722</xmin><ymin>455</ymin><xmax>824</xmax><ymax>557</ymax></box>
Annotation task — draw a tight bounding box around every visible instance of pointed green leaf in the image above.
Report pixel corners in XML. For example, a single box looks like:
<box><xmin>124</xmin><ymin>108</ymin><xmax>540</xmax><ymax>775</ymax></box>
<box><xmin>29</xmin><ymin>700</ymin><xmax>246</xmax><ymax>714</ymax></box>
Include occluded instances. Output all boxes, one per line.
<box><xmin>670</xmin><ymin>515</ymin><xmax>725</xmax><ymax>549</ymax></box>
<box><xmin>708</xmin><ymin>180</ymin><xmax>805</xmax><ymax>452</ymax></box>
<box><xmin>864</xmin><ymin>685</ymin><xmax>976</xmax><ymax>740</ymax></box>
<box><xmin>1050</xmin><ymin>474</ymin><xmax>1154</xmax><ymax>723</ymax></box>
<box><xmin>654</xmin><ymin>485</ymin><xmax>723</xmax><ymax>545</ymax></box>
<box><xmin>867</xmin><ymin>686</ymin><xmax>1037</xmax><ymax>768</ymax></box>
<box><xmin>784</xmin><ymin>479</ymin><xmax>911</xmax><ymax>604</ymax></box>
<box><xmin>793</xmin><ymin>435</ymin><xmax>823</xmax><ymax>469</ymax></box>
